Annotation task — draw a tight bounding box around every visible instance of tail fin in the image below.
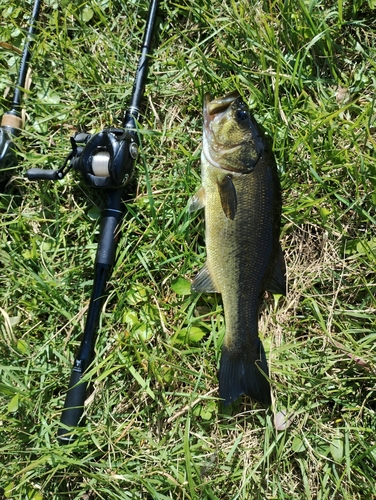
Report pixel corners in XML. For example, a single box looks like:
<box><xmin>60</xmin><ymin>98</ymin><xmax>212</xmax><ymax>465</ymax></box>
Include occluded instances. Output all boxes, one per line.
<box><xmin>218</xmin><ymin>340</ymin><xmax>271</xmax><ymax>406</ymax></box>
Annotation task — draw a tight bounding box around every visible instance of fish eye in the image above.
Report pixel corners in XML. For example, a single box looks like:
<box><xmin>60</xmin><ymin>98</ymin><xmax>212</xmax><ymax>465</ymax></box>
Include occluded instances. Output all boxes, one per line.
<box><xmin>236</xmin><ymin>109</ymin><xmax>248</xmax><ymax>121</ymax></box>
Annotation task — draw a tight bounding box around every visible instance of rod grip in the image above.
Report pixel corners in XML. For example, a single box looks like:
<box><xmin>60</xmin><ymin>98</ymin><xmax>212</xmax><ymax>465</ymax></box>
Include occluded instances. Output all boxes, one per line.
<box><xmin>1</xmin><ymin>113</ymin><xmax>23</xmax><ymax>130</ymax></box>
<box><xmin>57</xmin><ymin>368</ymin><xmax>87</xmax><ymax>444</ymax></box>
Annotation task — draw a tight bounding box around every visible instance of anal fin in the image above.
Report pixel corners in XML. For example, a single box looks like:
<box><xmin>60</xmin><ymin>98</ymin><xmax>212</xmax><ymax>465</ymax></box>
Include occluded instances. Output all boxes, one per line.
<box><xmin>192</xmin><ymin>264</ymin><xmax>219</xmax><ymax>293</ymax></box>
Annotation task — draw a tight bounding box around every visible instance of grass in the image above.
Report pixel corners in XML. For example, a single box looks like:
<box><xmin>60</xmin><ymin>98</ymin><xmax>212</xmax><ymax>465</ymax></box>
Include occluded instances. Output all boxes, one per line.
<box><xmin>1</xmin><ymin>0</ymin><xmax>376</xmax><ymax>498</ymax></box>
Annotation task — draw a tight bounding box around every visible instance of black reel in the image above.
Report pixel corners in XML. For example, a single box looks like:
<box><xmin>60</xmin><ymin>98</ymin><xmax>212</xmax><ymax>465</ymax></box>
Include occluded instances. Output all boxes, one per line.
<box><xmin>27</xmin><ymin>123</ymin><xmax>138</xmax><ymax>189</ymax></box>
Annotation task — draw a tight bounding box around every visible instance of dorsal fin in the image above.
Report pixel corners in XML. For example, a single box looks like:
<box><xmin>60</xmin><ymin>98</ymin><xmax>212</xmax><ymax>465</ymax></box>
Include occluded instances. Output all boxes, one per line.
<box><xmin>266</xmin><ymin>244</ymin><xmax>286</xmax><ymax>296</ymax></box>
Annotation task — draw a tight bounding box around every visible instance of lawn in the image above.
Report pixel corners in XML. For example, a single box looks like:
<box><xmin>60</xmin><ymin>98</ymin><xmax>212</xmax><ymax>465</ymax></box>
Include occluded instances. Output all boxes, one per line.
<box><xmin>0</xmin><ymin>0</ymin><xmax>375</xmax><ymax>498</ymax></box>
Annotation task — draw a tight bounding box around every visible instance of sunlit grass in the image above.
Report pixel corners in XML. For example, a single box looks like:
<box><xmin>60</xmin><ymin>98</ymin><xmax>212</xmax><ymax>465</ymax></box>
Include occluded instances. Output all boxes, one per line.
<box><xmin>1</xmin><ymin>0</ymin><xmax>375</xmax><ymax>498</ymax></box>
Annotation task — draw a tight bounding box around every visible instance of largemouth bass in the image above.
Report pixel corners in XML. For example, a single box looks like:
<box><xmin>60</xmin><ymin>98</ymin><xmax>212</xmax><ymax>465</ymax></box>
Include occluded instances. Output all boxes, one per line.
<box><xmin>189</xmin><ymin>92</ymin><xmax>285</xmax><ymax>406</ymax></box>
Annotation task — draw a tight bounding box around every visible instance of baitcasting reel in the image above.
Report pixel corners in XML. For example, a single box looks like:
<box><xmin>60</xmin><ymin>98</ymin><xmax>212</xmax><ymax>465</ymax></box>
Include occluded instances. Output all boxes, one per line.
<box><xmin>27</xmin><ymin>114</ymin><xmax>138</xmax><ymax>189</ymax></box>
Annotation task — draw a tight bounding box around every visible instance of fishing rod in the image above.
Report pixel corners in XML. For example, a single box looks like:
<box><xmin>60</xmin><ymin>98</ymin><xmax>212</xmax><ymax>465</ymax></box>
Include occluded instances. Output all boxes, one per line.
<box><xmin>26</xmin><ymin>0</ymin><xmax>159</xmax><ymax>444</ymax></box>
<box><xmin>0</xmin><ymin>0</ymin><xmax>41</xmax><ymax>185</ymax></box>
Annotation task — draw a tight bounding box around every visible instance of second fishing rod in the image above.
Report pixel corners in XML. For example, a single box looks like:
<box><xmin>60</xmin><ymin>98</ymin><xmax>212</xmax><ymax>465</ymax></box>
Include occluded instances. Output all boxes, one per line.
<box><xmin>0</xmin><ymin>0</ymin><xmax>41</xmax><ymax>185</ymax></box>
<box><xmin>27</xmin><ymin>0</ymin><xmax>159</xmax><ymax>444</ymax></box>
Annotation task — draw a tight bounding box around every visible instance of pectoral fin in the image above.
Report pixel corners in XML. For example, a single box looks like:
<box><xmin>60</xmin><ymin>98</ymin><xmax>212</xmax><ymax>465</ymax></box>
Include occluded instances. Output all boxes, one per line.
<box><xmin>217</xmin><ymin>175</ymin><xmax>237</xmax><ymax>220</ymax></box>
<box><xmin>267</xmin><ymin>244</ymin><xmax>286</xmax><ymax>296</ymax></box>
<box><xmin>192</xmin><ymin>264</ymin><xmax>219</xmax><ymax>293</ymax></box>
<box><xmin>188</xmin><ymin>186</ymin><xmax>206</xmax><ymax>212</ymax></box>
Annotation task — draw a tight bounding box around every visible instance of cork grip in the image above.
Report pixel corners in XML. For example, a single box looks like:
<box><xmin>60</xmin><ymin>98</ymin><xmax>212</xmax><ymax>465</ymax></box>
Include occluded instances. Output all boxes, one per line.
<box><xmin>1</xmin><ymin>114</ymin><xmax>23</xmax><ymax>130</ymax></box>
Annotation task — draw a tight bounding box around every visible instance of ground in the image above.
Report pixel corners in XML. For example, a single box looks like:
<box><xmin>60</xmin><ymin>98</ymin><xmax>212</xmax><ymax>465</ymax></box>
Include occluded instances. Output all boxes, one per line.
<box><xmin>0</xmin><ymin>0</ymin><xmax>375</xmax><ymax>498</ymax></box>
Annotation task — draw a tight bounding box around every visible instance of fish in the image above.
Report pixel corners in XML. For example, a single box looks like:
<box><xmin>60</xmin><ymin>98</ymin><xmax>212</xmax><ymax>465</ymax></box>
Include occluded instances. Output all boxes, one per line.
<box><xmin>189</xmin><ymin>92</ymin><xmax>286</xmax><ymax>406</ymax></box>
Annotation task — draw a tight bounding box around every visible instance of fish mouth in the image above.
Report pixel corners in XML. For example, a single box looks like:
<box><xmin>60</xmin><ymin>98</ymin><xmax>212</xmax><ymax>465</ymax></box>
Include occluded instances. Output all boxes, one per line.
<box><xmin>203</xmin><ymin>91</ymin><xmax>239</xmax><ymax>126</ymax></box>
<box><xmin>203</xmin><ymin>92</ymin><xmax>247</xmax><ymax>172</ymax></box>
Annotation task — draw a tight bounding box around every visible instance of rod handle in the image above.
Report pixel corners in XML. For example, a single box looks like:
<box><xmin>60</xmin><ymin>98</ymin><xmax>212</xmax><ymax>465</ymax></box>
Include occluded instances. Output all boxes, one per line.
<box><xmin>1</xmin><ymin>113</ymin><xmax>23</xmax><ymax>130</ymax></box>
<box><xmin>57</xmin><ymin>368</ymin><xmax>87</xmax><ymax>444</ymax></box>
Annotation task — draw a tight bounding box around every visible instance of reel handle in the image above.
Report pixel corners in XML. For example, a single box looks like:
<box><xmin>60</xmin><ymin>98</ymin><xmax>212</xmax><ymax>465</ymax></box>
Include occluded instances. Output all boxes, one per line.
<box><xmin>26</xmin><ymin>168</ymin><xmax>62</xmax><ymax>181</ymax></box>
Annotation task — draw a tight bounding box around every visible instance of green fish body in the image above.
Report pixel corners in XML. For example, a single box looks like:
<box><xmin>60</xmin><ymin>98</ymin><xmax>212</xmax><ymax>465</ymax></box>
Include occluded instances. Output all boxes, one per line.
<box><xmin>190</xmin><ymin>92</ymin><xmax>285</xmax><ymax>406</ymax></box>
